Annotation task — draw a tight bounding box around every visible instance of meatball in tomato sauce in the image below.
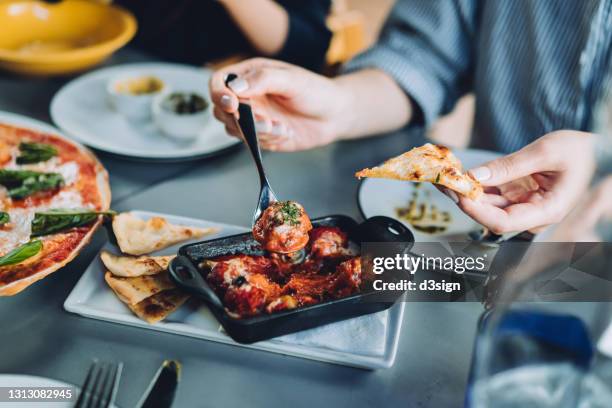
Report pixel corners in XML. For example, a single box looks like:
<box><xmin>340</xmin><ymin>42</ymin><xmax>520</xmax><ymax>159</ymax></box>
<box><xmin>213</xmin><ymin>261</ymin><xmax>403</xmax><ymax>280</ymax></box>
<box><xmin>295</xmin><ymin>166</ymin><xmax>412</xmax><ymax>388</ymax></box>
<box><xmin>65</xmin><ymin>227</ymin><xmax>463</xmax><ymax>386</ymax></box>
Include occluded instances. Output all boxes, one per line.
<box><xmin>309</xmin><ymin>227</ymin><xmax>350</xmax><ymax>258</ymax></box>
<box><xmin>223</xmin><ymin>272</ymin><xmax>282</xmax><ymax>318</ymax></box>
<box><xmin>253</xmin><ymin>201</ymin><xmax>312</xmax><ymax>253</ymax></box>
<box><xmin>332</xmin><ymin>258</ymin><xmax>362</xmax><ymax>297</ymax></box>
<box><xmin>205</xmin><ymin>255</ymin><xmax>275</xmax><ymax>292</ymax></box>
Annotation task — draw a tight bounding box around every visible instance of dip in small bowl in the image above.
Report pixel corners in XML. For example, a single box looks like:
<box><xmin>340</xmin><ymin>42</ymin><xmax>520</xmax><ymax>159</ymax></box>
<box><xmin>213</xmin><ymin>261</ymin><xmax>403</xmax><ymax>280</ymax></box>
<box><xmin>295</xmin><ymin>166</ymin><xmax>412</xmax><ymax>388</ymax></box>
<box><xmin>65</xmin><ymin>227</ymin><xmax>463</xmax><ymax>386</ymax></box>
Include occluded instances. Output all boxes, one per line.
<box><xmin>152</xmin><ymin>92</ymin><xmax>211</xmax><ymax>141</ymax></box>
<box><xmin>107</xmin><ymin>74</ymin><xmax>166</xmax><ymax>121</ymax></box>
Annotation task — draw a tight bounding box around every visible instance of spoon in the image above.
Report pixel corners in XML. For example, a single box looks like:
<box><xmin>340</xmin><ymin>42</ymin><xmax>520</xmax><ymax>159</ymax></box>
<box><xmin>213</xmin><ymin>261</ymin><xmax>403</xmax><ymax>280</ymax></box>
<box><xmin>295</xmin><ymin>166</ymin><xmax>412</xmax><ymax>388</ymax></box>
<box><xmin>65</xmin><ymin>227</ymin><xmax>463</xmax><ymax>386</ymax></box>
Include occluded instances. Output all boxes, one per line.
<box><xmin>225</xmin><ymin>73</ymin><xmax>278</xmax><ymax>228</ymax></box>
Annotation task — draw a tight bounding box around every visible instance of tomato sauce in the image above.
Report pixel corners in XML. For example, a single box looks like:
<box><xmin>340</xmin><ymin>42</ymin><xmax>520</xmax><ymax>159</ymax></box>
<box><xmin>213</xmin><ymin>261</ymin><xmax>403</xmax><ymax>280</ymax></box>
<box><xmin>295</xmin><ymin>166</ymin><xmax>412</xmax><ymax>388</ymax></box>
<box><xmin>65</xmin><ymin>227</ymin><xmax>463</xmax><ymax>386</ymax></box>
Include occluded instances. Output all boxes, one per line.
<box><xmin>204</xmin><ymin>226</ymin><xmax>361</xmax><ymax>318</ymax></box>
<box><xmin>0</xmin><ymin>228</ymin><xmax>89</xmax><ymax>285</ymax></box>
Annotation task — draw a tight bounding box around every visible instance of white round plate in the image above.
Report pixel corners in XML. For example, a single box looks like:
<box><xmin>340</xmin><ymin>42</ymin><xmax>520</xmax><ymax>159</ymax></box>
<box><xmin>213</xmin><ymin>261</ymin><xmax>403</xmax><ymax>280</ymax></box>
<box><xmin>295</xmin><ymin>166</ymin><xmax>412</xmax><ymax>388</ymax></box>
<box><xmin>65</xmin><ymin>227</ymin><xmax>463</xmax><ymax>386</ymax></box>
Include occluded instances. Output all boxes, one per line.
<box><xmin>0</xmin><ymin>374</ymin><xmax>117</xmax><ymax>407</ymax></box>
<box><xmin>50</xmin><ymin>63</ymin><xmax>240</xmax><ymax>162</ymax></box>
<box><xmin>0</xmin><ymin>111</ymin><xmax>67</xmax><ymax>137</ymax></box>
<box><xmin>358</xmin><ymin>148</ymin><xmax>502</xmax><ymax>242</ymax></box>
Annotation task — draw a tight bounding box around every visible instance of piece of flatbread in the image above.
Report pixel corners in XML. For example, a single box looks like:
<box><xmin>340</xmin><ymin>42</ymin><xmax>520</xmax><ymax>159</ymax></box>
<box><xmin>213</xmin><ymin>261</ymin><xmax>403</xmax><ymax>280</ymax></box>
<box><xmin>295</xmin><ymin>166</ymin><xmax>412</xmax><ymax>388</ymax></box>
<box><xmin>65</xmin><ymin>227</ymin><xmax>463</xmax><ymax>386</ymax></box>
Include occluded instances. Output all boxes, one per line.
<box><xmin>100</xmin><ymin>251</ymin><xmax>175</xmax><ymax>277</ymax></box>
<box><xmin>127</xmin><ymin>289</ymin><xmax>189</xmax><ymax>324</ymax></box>
<box><xmin>112</xmin><ymin>212</ymin><xmax>218</xmax><ymax>255</ymax></box>
<box><xmin>104</xmin><ymin>271</ymin><xmax>176</xmax><ymax>305</ymax></box>
<box><xmin>355</xmin><ymin>143</ymin><xmax>483</xmax><ymax>199</ymax></box>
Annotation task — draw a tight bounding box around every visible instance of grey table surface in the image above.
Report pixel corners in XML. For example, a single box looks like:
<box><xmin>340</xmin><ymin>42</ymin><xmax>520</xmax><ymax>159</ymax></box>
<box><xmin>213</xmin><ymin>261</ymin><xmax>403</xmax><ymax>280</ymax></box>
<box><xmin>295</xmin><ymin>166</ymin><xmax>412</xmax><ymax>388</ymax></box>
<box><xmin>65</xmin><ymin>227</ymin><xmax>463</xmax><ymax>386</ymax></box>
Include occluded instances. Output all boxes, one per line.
<box><xmin>0</xmin><ymin>50</ymin><xmax>485</xmax><ymax>408</ymax></box>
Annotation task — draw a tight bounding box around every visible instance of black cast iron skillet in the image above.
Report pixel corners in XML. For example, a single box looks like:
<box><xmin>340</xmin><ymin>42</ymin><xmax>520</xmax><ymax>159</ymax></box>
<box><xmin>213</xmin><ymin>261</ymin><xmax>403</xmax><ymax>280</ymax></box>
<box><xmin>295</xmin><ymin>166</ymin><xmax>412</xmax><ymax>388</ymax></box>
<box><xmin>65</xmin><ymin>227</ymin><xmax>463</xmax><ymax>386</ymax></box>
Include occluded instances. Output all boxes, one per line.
<box><xmin>169</xmin><ymin>215</ymin><xmax>414</xmax><ymax>344</ymax></box>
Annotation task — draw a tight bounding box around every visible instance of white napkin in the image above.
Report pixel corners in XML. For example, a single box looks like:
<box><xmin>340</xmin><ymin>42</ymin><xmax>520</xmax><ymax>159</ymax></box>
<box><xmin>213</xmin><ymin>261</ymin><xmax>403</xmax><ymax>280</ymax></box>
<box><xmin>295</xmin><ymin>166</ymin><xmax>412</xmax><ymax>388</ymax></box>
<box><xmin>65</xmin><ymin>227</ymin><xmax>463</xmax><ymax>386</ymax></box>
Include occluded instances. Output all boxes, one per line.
<box><xmin>275</xmin><ymin>310</ymin><xmax>389</xmax><ymax>357</ymax></box>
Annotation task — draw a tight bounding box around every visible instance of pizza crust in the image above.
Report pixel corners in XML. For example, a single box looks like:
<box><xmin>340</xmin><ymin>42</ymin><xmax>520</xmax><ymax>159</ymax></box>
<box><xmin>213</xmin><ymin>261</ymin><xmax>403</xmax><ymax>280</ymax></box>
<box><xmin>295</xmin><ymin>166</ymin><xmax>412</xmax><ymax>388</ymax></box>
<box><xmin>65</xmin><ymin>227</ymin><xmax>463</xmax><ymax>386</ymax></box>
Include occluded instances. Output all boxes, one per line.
<box><xmin>355</xmin><ymin>143</ymin><xmax>483</xmax><ymax>199</ymax></box>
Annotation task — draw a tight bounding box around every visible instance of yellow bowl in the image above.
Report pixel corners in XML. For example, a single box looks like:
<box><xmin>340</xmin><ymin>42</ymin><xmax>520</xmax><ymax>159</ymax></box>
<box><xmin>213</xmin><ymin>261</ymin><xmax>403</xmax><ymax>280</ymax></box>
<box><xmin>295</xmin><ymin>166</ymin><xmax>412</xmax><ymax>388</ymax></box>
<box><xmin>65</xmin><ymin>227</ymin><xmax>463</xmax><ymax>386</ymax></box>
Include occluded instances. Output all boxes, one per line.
<box><xmin>0</xmin><ymin>0</ymin><xmax>137</xmax><ymax>76</ymax></box>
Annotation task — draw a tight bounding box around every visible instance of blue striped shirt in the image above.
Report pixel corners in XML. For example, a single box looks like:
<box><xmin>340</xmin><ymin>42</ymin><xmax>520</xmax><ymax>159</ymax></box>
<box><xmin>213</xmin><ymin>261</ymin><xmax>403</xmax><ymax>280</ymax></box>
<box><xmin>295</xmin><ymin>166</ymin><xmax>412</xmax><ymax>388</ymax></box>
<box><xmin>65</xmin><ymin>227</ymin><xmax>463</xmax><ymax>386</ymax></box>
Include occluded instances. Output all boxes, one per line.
<box><xmin>345</xmin><ymin>0</ymin><xmax>612</xmax><ymax>153</ymax></box>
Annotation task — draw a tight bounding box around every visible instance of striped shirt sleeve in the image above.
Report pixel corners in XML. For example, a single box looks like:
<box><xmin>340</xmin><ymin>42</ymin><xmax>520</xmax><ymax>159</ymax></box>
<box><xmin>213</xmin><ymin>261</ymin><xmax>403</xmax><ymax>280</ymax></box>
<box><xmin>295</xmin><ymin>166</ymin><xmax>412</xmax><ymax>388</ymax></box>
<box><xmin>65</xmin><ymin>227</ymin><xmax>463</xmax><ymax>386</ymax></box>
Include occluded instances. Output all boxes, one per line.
<box><xmin>343</xmin><ymin>0</ymin><xmax>479</xmax><ymax>128</ymax></box>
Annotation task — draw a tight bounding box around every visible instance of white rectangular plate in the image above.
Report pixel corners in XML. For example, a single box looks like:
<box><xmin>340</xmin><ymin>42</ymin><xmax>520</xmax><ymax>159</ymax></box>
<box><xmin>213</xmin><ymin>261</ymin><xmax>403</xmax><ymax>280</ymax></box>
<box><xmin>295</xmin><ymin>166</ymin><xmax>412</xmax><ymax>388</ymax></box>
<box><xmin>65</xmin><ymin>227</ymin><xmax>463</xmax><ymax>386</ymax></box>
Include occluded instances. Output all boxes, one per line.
<box><xmin>64</xmin><ymin>211</ymin><xmax>405</xmax><ymax>369</ymax></box>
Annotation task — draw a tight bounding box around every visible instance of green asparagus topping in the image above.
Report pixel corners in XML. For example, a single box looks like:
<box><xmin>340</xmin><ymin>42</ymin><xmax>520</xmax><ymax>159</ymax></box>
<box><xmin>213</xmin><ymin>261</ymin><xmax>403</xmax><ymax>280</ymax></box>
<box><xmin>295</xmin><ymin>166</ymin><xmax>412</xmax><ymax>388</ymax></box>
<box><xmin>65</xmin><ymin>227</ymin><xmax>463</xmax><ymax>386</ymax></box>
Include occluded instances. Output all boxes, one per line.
<box><xmin>0</xmin><ymin>169</ymin><xmax>63</xmax><ymax>199</ymax></box>
<box><xmin>16</xmin><ymin>142</ymin><xmax>58</xmax><ymax>164</ymax></box>
<box><xmin>435</xmin><ymin>173</ymin><xmax>440</xmax><ymax>183</ymax></box>
<box><xmin>0</xmin><ymin>212</ymin><xmax>8</xmax><ymax>226</ymax></box>
<box><xmin>0</xmin><ymin>240</ymin><xmax>42</xmax><ymax>267</ymax></box>
<box><xmin>31</xmin><ymin>209</ymin><xmax>116</xmax><ymax>237</ymax></box>
<box><xmin>279</xmin><ymin>201</ymin><xmax>301</xmax><ymax>226</ymax></box>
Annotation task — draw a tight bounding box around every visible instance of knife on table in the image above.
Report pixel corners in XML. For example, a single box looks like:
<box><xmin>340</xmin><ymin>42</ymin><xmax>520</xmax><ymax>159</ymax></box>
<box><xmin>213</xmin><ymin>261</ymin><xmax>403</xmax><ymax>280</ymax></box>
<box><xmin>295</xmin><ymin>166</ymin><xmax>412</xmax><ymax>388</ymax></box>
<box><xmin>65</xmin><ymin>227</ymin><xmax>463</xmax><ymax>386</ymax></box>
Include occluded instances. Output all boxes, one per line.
<box><xmin>136</xmin><ymin>360</ymin><xmax>181</xmax><ymax>408</ymax></box>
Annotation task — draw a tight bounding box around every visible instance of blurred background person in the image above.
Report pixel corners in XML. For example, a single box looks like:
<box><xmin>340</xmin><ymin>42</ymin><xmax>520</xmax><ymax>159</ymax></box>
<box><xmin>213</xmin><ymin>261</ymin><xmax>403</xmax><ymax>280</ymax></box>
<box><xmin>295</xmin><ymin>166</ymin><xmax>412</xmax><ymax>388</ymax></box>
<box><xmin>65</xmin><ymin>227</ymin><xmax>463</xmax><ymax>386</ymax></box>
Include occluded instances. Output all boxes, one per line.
<box><xmin>211</xmin><ymin>0</ymin><xmax>611</xmax><ymax>153</ymax></box>
<box><xmin>115</xmin><ymin>0</ymin><xmax>332</xmax><ymax>71</ymax></box>
<box><xmin>210</xmin><ymin>0</ymin><xmax>612</xmax><ymax>234</ymax></box>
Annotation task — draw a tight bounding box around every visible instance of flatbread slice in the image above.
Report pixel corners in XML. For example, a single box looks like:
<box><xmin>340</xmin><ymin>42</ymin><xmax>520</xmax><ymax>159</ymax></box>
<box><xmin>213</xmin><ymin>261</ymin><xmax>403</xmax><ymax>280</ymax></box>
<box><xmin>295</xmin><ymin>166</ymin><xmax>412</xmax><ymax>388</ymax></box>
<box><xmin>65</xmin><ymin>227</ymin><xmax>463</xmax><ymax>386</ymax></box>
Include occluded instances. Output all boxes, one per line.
<box><xmin>127</xmin><ymin>289</ymin><xmax>189</xmax><ymax>324</ymax></box>
<box><xmin>104</xmin><ymin>271</ymin><xmax>176</xmax><ymax>305</ymax></box>
<box><xmin>101</xmin><ymin>251</ymin><xmax>175</xmax><ymax>277</ymax></box>
<box><xmin>355</xmin><ymin>143</ymin><xmax>483</xmax><ymax>199</ymax></box>
<box><xmin>112</xmin><ymin>212</ymin><xmax>218</xmax><ymax>255</ymax></box>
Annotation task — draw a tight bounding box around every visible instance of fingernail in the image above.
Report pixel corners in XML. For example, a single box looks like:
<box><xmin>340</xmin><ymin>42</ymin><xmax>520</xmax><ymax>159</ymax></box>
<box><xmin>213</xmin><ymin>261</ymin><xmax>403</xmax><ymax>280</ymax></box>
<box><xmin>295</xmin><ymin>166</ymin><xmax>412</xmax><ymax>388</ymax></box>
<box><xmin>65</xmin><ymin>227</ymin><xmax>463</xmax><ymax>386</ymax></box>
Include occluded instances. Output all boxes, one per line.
<box><xmin>470</xmin><ymin>166</ymin><xmax>491</xmax><ymax>182</ymax></box>
<box><xmin>228</xmin><ymin>77</ymin><xmax>249</xmax><ymax>94</ymax></box>
<box><xmin>220</xmin><ymin>95</ymin><xmax>232</xmax><ymax>109</ymax></box>
<box><xmin>444</xmin><ymin>189</ymin><xmax>459</xmax><ymax>203</ymax></box>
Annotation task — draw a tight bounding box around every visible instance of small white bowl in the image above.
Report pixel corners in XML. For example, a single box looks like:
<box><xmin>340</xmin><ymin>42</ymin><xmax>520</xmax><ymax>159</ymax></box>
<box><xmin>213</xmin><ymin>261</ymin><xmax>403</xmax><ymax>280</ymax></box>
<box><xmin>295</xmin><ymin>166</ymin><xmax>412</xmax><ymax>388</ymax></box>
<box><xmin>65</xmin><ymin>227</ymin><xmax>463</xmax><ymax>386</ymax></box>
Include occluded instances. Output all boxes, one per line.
<box><xmin>152</xmin><ymin>91</ymin><xmax>211</xmax><ymax>141</ymax></box>
<box><xmin>107</xmin><ymin>74</ymin><xmax>167</xmax><ymax>121</ymax></box>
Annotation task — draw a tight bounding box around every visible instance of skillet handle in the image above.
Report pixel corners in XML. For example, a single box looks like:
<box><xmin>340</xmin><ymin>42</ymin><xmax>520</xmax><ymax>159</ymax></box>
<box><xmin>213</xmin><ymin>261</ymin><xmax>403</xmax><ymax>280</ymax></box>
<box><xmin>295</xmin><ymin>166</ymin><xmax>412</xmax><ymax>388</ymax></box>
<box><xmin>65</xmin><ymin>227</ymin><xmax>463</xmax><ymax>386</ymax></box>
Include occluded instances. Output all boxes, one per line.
<box><xmin>168</xmin><ymin>256</ymin><xmax>224</xmax><ymax>310</ymax></box>
<box><xmin>359</xmin><ymin>216</ymin><xmax>415</xmax><ymax>246</ymax></box>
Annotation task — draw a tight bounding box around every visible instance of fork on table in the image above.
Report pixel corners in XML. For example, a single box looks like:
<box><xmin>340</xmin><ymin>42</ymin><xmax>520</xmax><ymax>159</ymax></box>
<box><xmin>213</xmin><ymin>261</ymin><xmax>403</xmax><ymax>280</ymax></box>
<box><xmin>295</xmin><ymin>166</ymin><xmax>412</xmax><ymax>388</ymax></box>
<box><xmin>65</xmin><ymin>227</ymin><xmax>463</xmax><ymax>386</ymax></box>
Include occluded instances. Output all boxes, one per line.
<box><xmin>74</xmin><ymin>360</ymin><xmax>123</xmax><ymax>408</ymax></box>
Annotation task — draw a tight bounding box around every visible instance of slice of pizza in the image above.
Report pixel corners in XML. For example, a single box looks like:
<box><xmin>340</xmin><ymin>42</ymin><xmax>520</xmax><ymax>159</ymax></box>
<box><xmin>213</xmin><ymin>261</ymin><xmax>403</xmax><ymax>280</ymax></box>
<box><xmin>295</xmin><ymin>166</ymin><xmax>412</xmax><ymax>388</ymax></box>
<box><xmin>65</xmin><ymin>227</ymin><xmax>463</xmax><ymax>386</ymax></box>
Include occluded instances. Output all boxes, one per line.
<box><xmin>127</xmin><ymin>289</ymin><xmax>189</xmax><ymax>324</ymax></box>
<box><xmin>104</xmin><ymin>271</ymin><xmax>176</xmax><ymax>305</ymax></box>
<box><xmin>112</xmin><ymin>212</ymin><xmax>218</xmax><ymax>256</ymax></box>
<box><xmin>355</xmin><ymin>143</ymin><xmax>483</xmax><ymax>199</ymax></box>
<box><xmin>100</xmin><ymin>251</ymin><xmax>175</xmax><ymax>277</ymax></box>
<box><xmin>0</xmin><ymin>123</ymin><xmax>111</xmax><ymax>296</ymax></box>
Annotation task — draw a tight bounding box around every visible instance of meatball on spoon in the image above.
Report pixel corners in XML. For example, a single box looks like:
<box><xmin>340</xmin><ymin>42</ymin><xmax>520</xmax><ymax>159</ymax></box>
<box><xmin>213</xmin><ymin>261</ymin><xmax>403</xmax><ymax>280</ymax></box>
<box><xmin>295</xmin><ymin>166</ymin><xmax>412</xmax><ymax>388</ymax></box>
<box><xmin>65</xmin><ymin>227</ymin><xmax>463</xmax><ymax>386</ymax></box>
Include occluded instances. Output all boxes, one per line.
<box><xmin>225</xmin><ymin>74</ymin><xmax>312</xmax><ymax>257</ymax></box>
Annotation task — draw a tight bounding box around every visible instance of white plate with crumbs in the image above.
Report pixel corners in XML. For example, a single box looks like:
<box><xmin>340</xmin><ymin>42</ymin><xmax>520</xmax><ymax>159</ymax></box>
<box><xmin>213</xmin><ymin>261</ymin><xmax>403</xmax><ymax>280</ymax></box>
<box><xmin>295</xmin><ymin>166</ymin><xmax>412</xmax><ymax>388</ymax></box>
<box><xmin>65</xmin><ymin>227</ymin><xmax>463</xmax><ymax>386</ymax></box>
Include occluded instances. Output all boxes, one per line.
<box><xmin>358</xmin><ymin>148</ymin><xmax>502</xmax><ymax>242</ymax></box>
<box><xmin>50</xmin><ymin>63</ymin><xmax>240</xmax><ymax>162</ymax></box>
<box><xmin>64</xmin><ymin>211</ymin><xmax>405</xmax><ymax>369</ymax></box>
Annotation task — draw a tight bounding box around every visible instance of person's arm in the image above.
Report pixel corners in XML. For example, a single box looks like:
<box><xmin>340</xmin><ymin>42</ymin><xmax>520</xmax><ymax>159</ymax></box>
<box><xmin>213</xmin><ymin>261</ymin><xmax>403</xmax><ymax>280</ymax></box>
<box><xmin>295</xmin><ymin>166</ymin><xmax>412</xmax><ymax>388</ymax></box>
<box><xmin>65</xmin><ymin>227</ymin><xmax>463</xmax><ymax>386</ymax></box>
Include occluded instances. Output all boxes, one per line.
<box><xmin>209</xmin><ymin>1</ymin><xmax>482</xmax><ymax>151</ymax></box>
<box><xmin>343</xmin><ymin>0</ymin><xmax>480</xmax><ymax>128</ymax></box>
<box><xmin>446</xmin><ymin>131</ymin><xmax>597</xmax><ymax>234</ymax></box>
<box><xmin>334</xmin><ymin>69</ymin><xmax>413</xmax><ymax>140</ymax></box>
<box><xmin>209</xmin><ymin>58</ymin><xmax>413</xmax><ymax>151</ymax></box>
<box><xmin>539</xmin><ymin>175</ymin><xmax>612</xmax><ymax>242</ymax></box>
<box><xmin>218</xmin><ymin>0</ymin><xmax>289</xmax><ymax>56</ymax></box>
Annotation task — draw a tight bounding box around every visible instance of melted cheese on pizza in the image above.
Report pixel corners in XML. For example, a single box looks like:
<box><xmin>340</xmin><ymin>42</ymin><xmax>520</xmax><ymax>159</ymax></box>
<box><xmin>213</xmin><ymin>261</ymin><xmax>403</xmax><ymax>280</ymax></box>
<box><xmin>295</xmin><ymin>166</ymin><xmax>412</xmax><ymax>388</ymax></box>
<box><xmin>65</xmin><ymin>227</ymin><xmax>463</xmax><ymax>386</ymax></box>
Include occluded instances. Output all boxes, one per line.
<box><xmin>0</xmin><ymin>191</ymin><xmax>87</xmax><ymax>256</ymax></box>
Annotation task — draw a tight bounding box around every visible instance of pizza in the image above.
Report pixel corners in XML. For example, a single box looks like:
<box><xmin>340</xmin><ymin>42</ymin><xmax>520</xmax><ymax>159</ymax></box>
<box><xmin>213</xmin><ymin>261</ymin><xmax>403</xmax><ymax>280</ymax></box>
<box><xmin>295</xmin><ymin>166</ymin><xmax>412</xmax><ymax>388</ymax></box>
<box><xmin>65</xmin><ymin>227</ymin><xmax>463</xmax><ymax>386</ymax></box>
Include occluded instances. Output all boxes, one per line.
<box><xmin>0</xmin><ymin>122</ymin><xmax>111</xmax><ymax>296</ymax></box>
<box><xmin>355</xmin><ymin>143</ymin><xmax>483</xmax><ymax>199</ymax></box>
